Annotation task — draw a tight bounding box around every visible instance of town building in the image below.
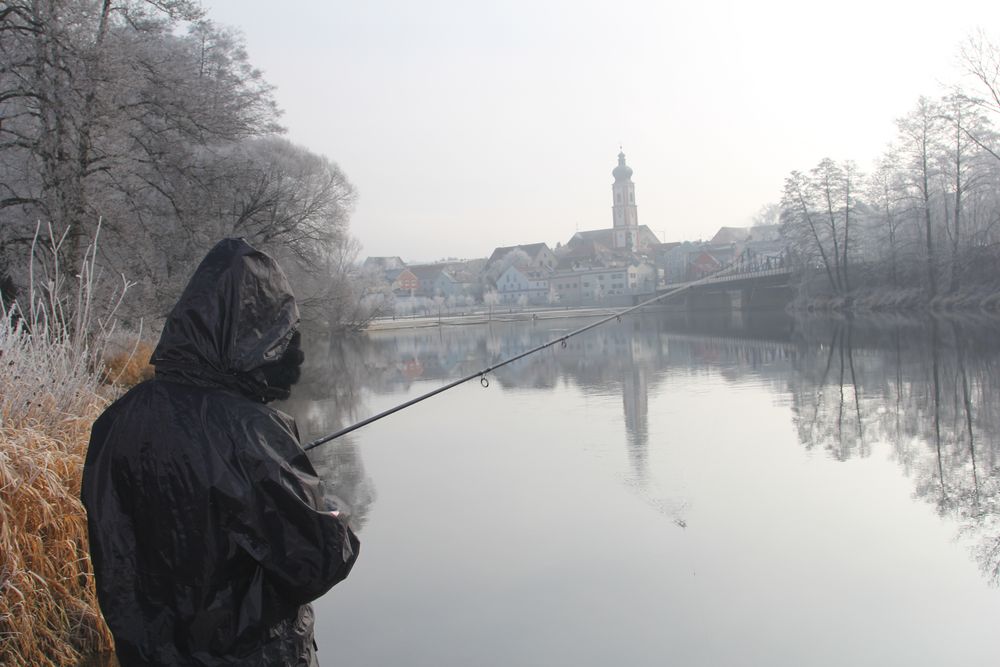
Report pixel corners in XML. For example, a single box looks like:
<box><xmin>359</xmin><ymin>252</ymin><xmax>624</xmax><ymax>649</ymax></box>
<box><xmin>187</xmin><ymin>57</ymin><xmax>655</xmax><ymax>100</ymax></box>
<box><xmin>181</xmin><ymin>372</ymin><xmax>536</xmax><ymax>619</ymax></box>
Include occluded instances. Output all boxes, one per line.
<box><xmin>496</xmin><ymin>264</ymin><xmax>553</xmax><ymax>304</ymax></box>
<box><xmin>550</xmin><ymin>261</ymin><xmax>657</xmax><ymax>306</ymax></box>
<box><xmin>407</xmin><ymin>264</ymin><xmax>459</xmax><ymax>298</ymax></box>
<box><xmin>386</xmin><ymin>267</ymin><xmax>418</xmax><ymax>295</ymax></box>
<box><xmin>485</xmin><ymin>243</ymin><xmax>558</xmax><ymax>273</ymax></box>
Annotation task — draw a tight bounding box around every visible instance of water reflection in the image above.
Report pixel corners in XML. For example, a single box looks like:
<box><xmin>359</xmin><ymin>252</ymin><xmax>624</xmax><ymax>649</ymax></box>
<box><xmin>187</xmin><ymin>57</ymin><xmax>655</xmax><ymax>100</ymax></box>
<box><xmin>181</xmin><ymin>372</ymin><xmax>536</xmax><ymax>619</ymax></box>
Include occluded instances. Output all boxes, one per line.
<box><xmin>279</xmin><ymin>334</ymin><xmax>378</xmax><ymax>529</ymax></box>
<box><xmin>284</xmin><ymin>309</ymin><xmax>1000</xmax><ymax>587</ymax></box>
<box><xmin>789</xmin><ymin>314</ymin><xmax>1000</xmax><ymax>583</ymax></box>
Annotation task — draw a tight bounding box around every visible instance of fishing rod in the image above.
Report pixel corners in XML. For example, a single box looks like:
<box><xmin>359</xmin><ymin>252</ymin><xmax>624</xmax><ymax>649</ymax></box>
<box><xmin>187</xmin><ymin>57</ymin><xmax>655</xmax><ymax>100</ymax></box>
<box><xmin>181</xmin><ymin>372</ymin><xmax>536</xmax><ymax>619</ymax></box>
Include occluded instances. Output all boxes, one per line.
<box><xmin>304</xmin><ymin>261</ymin><xmax>753</xmax><ymax>452</ymax></box>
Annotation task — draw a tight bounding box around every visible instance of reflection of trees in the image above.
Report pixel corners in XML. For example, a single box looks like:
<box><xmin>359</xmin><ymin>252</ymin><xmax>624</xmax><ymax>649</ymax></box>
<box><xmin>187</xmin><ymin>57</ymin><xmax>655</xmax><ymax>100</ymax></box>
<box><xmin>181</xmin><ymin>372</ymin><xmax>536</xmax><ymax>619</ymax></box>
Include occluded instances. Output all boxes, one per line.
<box><xmin>788</xmin><ymin>313</ymin><xmax>1000</xmax><ymax>584</ymax></box>
<box><xmin>277</xmin><ymin>331</ymin><xmax>385</xmax><ymax>529</ymax></box>
<box><xmin>788</xmin><ymin>323</ymin><xmax>868</xmax><ymax>461</ymax></box>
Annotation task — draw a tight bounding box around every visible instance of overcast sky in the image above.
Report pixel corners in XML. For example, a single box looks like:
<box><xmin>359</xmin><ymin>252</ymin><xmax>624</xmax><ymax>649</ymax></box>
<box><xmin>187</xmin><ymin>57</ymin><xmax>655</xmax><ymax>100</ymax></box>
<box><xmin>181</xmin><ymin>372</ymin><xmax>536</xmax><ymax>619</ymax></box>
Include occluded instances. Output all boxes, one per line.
<box><xmin>204</xmin><ymin>0</ymin><xmax>998</xmax><ymax>262</ymax></box>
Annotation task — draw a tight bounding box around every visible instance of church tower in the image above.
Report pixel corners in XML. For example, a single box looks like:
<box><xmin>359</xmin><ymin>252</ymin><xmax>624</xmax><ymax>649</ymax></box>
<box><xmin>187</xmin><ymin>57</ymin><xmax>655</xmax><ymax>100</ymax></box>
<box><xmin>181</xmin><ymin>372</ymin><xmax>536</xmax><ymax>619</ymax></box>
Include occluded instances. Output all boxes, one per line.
<box><xmin>611</xmin><ymin>150</ymin><xmax>639</xmax><ymax>250</ymax></box>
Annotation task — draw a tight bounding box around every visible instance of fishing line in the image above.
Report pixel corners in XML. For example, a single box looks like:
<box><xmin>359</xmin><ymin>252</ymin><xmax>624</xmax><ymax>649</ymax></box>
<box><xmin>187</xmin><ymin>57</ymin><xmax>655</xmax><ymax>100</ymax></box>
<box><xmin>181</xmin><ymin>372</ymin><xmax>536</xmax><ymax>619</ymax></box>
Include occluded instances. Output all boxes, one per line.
<box><xmin>305</xmin><ymin>261</ymin><xmax>757</xmax><ymax>451</ymax></box>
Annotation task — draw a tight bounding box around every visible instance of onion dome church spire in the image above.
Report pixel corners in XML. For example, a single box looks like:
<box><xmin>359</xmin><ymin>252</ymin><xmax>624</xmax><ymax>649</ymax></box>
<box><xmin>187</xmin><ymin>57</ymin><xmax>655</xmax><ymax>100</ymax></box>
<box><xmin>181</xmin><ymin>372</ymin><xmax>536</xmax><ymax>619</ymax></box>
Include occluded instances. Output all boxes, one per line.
<box><xmin>611</xmin><ymin>149</ymin><xmax>639</xmax><ymax>249</ymax></box>
<box><xmin>613</xmin><ymin>150</ymin><xmax>633</xmax><ymax>181</ymax></box>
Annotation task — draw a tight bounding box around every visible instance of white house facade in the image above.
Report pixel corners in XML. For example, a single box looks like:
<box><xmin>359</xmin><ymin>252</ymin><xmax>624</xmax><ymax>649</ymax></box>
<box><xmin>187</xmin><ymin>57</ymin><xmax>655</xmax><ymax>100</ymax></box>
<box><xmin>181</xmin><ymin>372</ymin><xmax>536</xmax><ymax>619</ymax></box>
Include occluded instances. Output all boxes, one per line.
<box><xmin>496</xmin><ymin>265</ymin><xmax>550</xmax><ymax>304</ymax></box>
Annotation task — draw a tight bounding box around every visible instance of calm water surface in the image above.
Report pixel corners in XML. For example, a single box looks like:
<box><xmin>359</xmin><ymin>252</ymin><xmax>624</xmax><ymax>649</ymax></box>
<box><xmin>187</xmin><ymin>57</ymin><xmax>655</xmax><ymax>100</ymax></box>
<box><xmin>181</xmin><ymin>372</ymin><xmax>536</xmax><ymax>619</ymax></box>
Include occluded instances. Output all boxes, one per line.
<box><xmin>281</xmin><ymin>310</ymin><xmax>1000</xmax><ymax>666</ymax></box>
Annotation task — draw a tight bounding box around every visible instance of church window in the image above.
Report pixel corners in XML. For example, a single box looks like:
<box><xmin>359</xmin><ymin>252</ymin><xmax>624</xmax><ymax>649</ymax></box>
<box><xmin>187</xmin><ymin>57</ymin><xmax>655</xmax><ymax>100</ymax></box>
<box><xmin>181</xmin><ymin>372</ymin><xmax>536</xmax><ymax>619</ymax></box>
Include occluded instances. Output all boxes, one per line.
<box><xmin>630</xmin><ymin>192</ymin><xmax>634</xmax><ymax>203</ymax></box>
<box><xmin>616</xmin><ymin>193</ymin><xmax>621</xmax><ymax>203</ymax></box>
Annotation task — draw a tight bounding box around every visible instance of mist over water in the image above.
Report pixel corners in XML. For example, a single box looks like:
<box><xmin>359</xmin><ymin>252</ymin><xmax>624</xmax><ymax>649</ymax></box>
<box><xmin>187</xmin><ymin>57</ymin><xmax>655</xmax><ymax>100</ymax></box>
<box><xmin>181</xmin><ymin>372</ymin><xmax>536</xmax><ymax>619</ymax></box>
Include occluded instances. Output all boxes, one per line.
<box><xmin>280</xmin><ymin>311</ymin><xmax>1000</xmax><ymax>666</ymax></box>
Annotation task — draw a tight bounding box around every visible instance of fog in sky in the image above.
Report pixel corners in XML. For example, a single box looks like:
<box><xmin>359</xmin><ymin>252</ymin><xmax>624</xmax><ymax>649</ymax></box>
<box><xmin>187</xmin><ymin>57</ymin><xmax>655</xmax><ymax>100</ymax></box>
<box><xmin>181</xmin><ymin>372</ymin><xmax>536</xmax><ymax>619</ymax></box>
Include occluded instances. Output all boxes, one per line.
<box><xmin>204</xmin><ymin>0</ymin><xmax>998</xmax><ymax>262</ymax></box>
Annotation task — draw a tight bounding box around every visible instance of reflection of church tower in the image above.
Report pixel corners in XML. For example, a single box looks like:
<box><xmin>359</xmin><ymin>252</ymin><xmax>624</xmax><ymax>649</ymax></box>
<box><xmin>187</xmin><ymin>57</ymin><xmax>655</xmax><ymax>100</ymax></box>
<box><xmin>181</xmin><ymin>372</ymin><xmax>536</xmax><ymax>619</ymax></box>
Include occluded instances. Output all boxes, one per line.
<box><xmin>622</xmin><ymin>342</ymin><xmax>649</xmax><ymax>481</ymax></box>
<box><xmin>612</xmin><ymin>150</ymin><xmax>639</xmax><ymax>250</ymax></box>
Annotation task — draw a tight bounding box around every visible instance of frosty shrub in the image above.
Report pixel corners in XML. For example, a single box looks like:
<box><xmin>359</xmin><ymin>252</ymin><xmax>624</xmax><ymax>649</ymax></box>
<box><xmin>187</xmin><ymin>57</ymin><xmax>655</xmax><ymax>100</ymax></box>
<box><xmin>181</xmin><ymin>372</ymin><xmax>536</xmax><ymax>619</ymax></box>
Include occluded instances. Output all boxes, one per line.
<box><xmin>0</xmin><ymin>225</ymin><xmax>143</xmax><ymax>666</ymax></box>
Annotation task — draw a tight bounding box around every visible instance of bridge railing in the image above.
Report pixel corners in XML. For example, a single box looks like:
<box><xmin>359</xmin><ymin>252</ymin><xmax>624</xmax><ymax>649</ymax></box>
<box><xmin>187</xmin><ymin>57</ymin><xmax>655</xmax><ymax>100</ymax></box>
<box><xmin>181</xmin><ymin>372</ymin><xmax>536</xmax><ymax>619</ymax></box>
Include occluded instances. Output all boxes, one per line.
<box><xmin>663</xmin><ymin>266</ymin><xmax>791</xmax><ymax>290</ymax></box>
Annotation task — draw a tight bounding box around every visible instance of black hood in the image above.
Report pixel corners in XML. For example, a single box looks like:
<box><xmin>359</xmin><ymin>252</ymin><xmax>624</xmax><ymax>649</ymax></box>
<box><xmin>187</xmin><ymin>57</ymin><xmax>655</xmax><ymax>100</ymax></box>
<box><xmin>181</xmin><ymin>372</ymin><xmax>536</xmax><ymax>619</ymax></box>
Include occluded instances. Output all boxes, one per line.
<box><xmin>151</xmin><ymin>238</ymin><xmax>299</xmax><ymax>400</ymax></box>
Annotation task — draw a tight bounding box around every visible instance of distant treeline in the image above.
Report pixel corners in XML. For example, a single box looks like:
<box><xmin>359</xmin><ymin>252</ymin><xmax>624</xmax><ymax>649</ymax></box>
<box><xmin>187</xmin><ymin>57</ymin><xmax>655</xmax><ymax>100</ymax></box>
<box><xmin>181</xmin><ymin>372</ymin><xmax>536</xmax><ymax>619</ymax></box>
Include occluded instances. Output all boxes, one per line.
<box><xmin>0</xmin><ymin>1</ymin><xmax>374</xmax><ymax>328</ymax></box>
<box><xmin>777</xmin><ymin>31</ymin><xmax>1000</xmax><ymax>310</ymax></box>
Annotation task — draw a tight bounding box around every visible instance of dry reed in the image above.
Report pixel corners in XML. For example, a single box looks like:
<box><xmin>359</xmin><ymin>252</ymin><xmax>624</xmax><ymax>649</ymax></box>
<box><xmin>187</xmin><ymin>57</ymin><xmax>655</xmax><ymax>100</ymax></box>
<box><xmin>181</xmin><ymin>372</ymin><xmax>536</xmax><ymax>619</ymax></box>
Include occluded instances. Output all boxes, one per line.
<box><xmin>0</xmin><ymin>388</ymin><xmax>114</xmax><ymax>666</ymax></box>
<box><xmin>1</xmin><ymin>223</ymin><xmax>143</xmax><ymax>666</ymax></box>
<box><xmin>99</xmin><ymin>340</ymin><xmax>155</xmax><ymax>387</ymax></box>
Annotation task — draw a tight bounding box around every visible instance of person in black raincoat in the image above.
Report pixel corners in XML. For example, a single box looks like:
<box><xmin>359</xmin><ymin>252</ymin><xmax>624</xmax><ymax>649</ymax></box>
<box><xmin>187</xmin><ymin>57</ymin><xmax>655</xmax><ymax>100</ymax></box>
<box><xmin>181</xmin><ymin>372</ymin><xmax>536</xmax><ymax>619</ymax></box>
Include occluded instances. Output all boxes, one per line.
<box><xmin>82</xmin><ymin>238</ymin><xmax>359</xmax><ymax>666</ymax></box>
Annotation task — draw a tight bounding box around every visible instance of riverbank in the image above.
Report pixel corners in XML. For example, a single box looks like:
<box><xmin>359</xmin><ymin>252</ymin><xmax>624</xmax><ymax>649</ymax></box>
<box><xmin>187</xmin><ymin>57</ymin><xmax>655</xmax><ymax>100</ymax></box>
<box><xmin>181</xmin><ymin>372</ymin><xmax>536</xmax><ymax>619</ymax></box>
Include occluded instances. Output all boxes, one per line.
<box><xmin>0</xmin><ymin>392</ymin><xmax>111</xmax><ymax>666</ymax></box>
<box><xmin>366</xmin><ymin>305</ymin><xmax>665</xmax><ymax>331</ymax></box>
<box><xmin>0</xmin><ymin>313</ymin><xmax>151</xmax><ymax>666</ymax></box>
<box><xmin>371</xmin><ymin>284</ymin><xmax>1000</xmax><ymax>333</ymax></box>
<box><xmin>790</xmin><ymin>284</ymin><xmax>1000</xmax><ymax>314</ymax></box>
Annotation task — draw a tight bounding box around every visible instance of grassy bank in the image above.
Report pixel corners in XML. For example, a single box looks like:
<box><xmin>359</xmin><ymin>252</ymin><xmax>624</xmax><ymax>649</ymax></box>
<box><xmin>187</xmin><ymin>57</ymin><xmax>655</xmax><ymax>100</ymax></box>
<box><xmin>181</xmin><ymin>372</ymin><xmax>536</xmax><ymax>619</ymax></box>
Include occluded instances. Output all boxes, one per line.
<box><xmin>789</xmin><ymin>281</ymin><xmax>1000</xmax><ymax>314</ymax></box>
<box><xmin>0</xmin><ymin>373</ymin><xmax>110</xmax><ymax>664</ymax></box>
<box><xmin>0</xmin><ymin>226</ymin><xmax>155</xmax><ymax>665</ymax></box>
<box><xmin>0</xmin><ymin>307</ymin><xmax>153</xmax><ymax>666</ymax></box>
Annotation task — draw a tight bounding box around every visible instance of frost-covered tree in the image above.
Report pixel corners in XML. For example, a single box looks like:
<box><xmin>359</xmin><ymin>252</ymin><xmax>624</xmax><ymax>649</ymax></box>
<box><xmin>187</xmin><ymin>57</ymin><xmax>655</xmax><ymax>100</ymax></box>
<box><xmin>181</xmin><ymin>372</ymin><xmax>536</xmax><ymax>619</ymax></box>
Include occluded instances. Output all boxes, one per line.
<box><xmin>0</xmin><ymin>1</ymin><xmax>366</xmax><ymax>328</ymax></box>
<box><xmin>0</xmin><ymin>2</ymin><xmax>276</xmax><ymax>268</ymax></box>
<box><xmin>895</xmin><ymin>97</ymin><xmax>947</xmax><ymax>296</ymax></box>
<box><xmin>482</xmin><ymin>248</ymin><xmax>531</xmax><ymax>287</ymax></box>
<box><xmin>864</xmin><ymin>152</ymin><xmax>910</xmax><ymax>286</ymax></box>
<box><xmin>780</xmin><ymin>163</ymin><xmax>853</xmax><ymax>294</ymax></box>
<box><xmin>960</xmin><ymin>30</ymin><xmax>1000</xmax><ymax>162</ymax></box>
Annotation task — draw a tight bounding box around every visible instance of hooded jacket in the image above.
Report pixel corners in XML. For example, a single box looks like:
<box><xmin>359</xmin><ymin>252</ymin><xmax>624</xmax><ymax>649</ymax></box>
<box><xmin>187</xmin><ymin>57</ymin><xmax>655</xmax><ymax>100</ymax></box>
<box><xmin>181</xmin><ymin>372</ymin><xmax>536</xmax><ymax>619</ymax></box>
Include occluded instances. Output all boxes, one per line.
<box><xmin>82</xmin><ymin>239</ymin><xmax>359</xmax><ymax>666</ymax></box>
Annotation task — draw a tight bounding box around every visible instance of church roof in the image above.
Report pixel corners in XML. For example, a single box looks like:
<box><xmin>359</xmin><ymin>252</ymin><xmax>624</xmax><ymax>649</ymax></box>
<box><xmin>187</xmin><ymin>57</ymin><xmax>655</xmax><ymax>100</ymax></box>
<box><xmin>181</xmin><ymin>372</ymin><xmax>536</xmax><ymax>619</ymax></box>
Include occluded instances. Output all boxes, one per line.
<box><xmin>568</xmin><ymin>226</ymin><xmax>662</xmax><ymax>250</ymax></box>
<box><xmin>569</xmin><ymin>229</ymin><xmax>615</xmax><ymax>248</ymax></box>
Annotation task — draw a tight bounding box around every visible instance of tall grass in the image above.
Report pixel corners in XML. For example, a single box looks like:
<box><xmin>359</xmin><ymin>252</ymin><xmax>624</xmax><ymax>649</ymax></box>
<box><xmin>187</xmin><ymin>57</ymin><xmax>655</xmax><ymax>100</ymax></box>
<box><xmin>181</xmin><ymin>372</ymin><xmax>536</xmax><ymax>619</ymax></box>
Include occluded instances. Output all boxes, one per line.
<box><xmin>1</xmin><ymin>224</ymin><xmax>147</xmax><ymax>666</ymax></box>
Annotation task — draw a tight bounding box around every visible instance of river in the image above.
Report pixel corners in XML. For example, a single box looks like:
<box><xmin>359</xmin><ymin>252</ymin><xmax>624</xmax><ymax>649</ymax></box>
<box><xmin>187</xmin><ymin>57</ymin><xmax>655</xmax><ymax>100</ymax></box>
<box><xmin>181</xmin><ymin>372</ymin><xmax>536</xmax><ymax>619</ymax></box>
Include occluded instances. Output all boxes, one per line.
<box><xmin>280</xmin><ymin>309</ymin><xmax>1000</xmax><ymax>666</ymax></box>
